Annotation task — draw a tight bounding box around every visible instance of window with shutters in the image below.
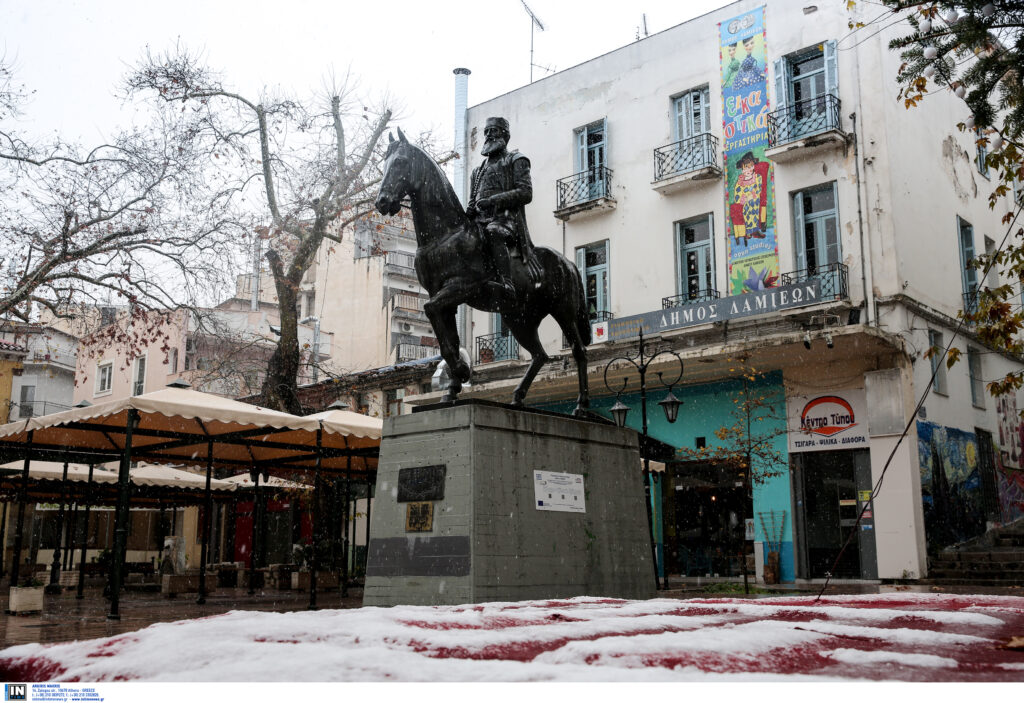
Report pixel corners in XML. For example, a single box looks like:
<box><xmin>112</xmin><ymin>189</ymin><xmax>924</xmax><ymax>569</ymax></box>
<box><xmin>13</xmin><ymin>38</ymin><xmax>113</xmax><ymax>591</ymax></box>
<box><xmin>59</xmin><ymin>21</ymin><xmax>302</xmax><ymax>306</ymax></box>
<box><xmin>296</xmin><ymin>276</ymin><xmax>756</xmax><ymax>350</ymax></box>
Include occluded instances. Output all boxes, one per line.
<box><xmin>928</xmin><ymin>330</ymin><xmax>948</xmax><ymax>395</ymax></box>
<box><xmin>575</xmin><ymin>241</ymin><xmax>610</xmax><ymax>321</ymax></box>
<box><xmin>18</xmin><ymin>384</ymin><xmax>35</xmax><ymax>418</ymax></box>
<box><xmin>770</xmin><ymin>41</ymin><xmax>840</xmax><ymax>145</ymax></box>
<box><xmin>674</xmin><ymin>215</ymin><xmax>716</xmax><ymax>301</ymax></box>
<box><xmin>968</xmin><ymin>346</ymin><xmax>984</xmax><ymax>408</ymax></box>
<box><xmin>574</xmin><ymin>120</ymin><xmax>608</xmax><ymax>200</ymax></box>
<box><xmin>975</xmin><ymin>127</ymin><xmax>990</xmax><ymax>177</ymax></box>
<box><xmin>792</xmin><ymin>182</ymin><xmax>840</xmax><ymax>274</ymax></box>
<box><xmin>673</xmin><ymin>87</ymin><xmax>711</xmax><ymax>142</ymax></box>
<box><xmin>652</xmin><ymin>86</ymin><xmax>718</xmax><ymax>177</ymax></box>
<box><xmin>958</xmin><ymin>217</ymin><xmax>978</xmax><ymax>315</ymax></box>
<box><xmin>133</xmin><ymin>356</ymin><xmax>146</xmax><ymax>396</ymax></box>
<box><xmin>96</xmin><ymin>361</ymin><xmax>113</xmax><ymax>396</ymax></box>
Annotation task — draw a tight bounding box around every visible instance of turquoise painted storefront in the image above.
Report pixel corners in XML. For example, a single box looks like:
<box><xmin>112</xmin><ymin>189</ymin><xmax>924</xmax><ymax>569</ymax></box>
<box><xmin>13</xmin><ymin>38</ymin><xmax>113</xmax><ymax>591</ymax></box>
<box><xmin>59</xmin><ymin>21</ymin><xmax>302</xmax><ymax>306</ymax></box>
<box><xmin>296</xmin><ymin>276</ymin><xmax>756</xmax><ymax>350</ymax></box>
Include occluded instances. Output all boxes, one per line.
<box><xmin>543</xmin><ymin>370</ymin><xmax>794</xmax><ymax>582</ymax></box>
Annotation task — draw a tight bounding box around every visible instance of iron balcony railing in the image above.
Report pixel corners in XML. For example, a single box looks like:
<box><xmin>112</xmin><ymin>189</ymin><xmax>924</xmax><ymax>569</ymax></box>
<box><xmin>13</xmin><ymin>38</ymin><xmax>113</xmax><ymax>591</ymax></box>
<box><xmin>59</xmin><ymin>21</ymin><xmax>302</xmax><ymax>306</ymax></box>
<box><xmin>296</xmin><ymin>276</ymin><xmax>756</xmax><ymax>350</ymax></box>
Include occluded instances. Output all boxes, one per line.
<box><xmin>476</xmin><ymin>332</ymin><xmax>519</xmax><ymax>364</ymax></box>
<box><xmin>29</xmin><ymin>349</ymin><xmax>76</xmax><ymax>368</ymax></box>
<box><xmin>11</xmin><ymin>400</ymin><xmax>71</xmax><ymax>421</ymax></box>
<box><xmin>390</xmin><ymin>293</ymin><xmax>427</xmax><ymax>320</ymax></box>
<box><xmin>396</xmin><ymin>343</ymin><xmax>438</xmax><ymax>362</ymax></box>
<box><xmin>556</xmin><ymin>166</ymin><xmax>613</xmax><ymax>210</ymax></box>
<box><xmin>662</xmin><ymin>289</ymin><xmax>722</xmax><ymax>309</ymax></box>
<box><xmin>777</xmin><ymin>261</ymin><xmax>849</xmax><ymax>301</ymax></box>
<box><xmin>653</xmin><ymin>133</ymin><xmax>719</xmax><ymax>181</ymax></box>
<box><xmin>767</xmin><ymin>93</ymin><xmax>842</xmax><ymax>147</ymax></box>
<box><xmin>963</xmin><ymin>290</ymin><xmax>979</xmax><ymax>318</ymax></box>
<box><xmin>384</xmin><ymin>250</ymin><xmax>416</xmax><ymax>274</ymax></box>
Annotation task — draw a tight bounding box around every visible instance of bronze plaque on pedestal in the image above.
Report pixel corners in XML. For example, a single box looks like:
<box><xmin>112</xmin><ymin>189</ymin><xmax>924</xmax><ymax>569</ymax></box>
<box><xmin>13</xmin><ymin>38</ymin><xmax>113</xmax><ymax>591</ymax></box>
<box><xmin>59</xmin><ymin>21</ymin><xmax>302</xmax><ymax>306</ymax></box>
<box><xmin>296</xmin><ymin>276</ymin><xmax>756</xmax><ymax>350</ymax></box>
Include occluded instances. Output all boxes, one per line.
<box><xmin>405</xmin><ymin>502</ymin><xmax>434</xmax><ymax>532</ymax></box>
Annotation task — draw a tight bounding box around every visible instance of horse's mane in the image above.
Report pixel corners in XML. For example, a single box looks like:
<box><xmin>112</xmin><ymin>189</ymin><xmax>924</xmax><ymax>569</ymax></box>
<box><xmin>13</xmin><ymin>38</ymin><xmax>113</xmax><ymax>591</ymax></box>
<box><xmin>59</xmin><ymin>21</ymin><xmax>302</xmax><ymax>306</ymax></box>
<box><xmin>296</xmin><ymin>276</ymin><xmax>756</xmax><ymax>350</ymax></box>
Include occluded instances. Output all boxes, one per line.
<box><xmin>406</xmin><ymin>142</ymin><xmax>466</xmax><ymax>218</ymax></box>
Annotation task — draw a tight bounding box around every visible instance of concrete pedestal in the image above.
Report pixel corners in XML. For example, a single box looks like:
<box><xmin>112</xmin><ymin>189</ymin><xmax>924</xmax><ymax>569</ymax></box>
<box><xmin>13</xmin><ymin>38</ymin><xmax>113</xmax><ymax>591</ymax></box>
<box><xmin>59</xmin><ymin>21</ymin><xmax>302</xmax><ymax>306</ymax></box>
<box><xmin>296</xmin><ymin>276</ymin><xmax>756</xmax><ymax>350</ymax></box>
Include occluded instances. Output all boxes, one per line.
<box><xmin>364</xmin><ymin>400</ymin><xmax>655</xmax><ymax>606</ymax></box>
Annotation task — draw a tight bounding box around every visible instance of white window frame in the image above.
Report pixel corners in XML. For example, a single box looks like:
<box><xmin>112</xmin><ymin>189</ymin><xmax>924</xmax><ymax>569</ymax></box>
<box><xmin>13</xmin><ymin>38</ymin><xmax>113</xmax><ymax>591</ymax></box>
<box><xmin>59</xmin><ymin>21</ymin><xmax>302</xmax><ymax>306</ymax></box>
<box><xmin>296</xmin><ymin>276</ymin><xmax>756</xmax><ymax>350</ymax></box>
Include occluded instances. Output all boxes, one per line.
<box><xmin>675</xmin><ymin>214</ymin><xmax>716</xmax><ymax>299</ymax></box>
<box><xmin>773</xmin><ymin>40</ymin><xmax>838</xmax><ymax>138</ymax></box>
<box><xmin>792</xmin><ymin>181</ymin><xmax>841</xmax><ymax>273</ymax></box>
<box><xmin>975</xmin><ymin>127</ymin><xmax>990</xmax><ymax>178</ymax></box>
<box><xmin>672</xmin><ymin>86</ymin><xmax>711</xmax><ymax>142</ymax></box>
<box><xmin>927</xmin><ymin>330</ymin><xmax>948</xmax><ymax>395</ymax></box>
<box><xmin>967</xmin><ymin>346</ymin><xmax>984</xmax><ymax>408</ymax></box>
<box><xmin>575</xmin><ymin>240</ymin><xmax>611</xmax><ymax>321</ymax></box>
<box><xmin>18</xmin><ymin>384</ymin><xmax>35</xmax><ymax>419</ymax></box>
<box><xmin>133</xmin><ymin>355</ymin><xmax>147</xmax><ymax>396</ymax></box>
<box><xmin>96</xmin><ymin>361</ymin><xmax>113</xmax><ymax>396</ymax></box>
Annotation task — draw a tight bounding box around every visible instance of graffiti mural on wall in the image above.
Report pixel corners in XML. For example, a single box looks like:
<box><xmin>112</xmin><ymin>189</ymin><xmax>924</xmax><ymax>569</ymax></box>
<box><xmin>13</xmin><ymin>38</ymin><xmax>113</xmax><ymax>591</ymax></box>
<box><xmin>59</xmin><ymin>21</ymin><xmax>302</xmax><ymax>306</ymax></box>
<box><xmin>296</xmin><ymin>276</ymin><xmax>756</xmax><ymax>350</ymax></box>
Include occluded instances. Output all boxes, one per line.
<box><xmin>917</xmin><ymin>422</ymin><xmax>987</xmax><ymax>549</ymax></box>
<box><xmin>994</xmin><ymin>397</ymin><xmax>1024</xmax><ymax>522</ymax></box>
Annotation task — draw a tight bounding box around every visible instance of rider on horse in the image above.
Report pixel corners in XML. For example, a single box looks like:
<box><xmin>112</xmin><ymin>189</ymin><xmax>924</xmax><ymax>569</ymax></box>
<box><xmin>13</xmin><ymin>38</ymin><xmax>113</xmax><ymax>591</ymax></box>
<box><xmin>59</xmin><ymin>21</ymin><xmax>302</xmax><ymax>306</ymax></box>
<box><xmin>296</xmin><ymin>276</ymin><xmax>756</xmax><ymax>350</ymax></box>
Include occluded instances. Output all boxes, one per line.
<box><xmin>466</xmin><ymin>117</ymin><xmax>544</xmax><ymax>303</ymax></box>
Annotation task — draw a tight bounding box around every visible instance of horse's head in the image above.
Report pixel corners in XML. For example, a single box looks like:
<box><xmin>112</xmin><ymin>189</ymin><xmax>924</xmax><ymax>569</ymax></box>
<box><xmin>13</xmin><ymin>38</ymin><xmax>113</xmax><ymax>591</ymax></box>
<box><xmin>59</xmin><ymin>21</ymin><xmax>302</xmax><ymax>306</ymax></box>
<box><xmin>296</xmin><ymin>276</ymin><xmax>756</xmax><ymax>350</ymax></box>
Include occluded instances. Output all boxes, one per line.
<box><xmin>375</xmin><ymin>127</ymin><xmax>416</xmax><ymax>217</ymax></box>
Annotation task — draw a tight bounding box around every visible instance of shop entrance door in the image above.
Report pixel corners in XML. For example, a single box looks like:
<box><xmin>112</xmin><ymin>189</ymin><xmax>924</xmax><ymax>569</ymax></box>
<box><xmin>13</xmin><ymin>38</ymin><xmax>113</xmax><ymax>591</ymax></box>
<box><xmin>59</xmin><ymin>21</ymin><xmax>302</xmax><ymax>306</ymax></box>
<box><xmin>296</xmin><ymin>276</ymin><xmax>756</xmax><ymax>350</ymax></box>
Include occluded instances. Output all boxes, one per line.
<box><xmin>663</xmin><ymin>462</ymin><xmax>750</xmax><ymax>577</ymax></box>
<box><xmin>792</xmin><ymin>449</ymin><xmax>877</xmax><ymax>579</ymax></box>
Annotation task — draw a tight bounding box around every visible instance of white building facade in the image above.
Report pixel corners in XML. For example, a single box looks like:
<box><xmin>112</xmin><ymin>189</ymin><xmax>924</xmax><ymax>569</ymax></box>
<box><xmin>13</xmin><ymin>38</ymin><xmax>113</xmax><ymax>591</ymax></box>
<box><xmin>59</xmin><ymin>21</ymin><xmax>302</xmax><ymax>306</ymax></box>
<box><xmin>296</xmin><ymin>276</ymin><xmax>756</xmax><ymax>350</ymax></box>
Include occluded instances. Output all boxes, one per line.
<box><xmin>452</xmin><ymin>0</ymin><xmax>1024</xmax><ymax>582</ymax></box>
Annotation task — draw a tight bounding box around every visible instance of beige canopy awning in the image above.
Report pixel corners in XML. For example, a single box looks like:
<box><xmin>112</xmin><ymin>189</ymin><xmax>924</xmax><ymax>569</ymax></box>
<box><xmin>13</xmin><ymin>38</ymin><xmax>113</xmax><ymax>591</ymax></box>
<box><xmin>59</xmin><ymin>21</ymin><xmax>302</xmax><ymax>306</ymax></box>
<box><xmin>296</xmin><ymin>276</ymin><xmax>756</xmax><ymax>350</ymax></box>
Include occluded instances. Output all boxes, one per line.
<box><xmin>224</xmin><ymin>473</ymin><xmax>311</xmax><ymax>491</ymax></box>
<box><xmin>0</xmin><ymin>387</ymin><xmax>379</xmax><ymax>477</ymax></box>
<box><xmin>130</xmin><ymin>463</ymin><xmax>237</xmax><ymax>492</ymax></box>
<box><xmin>0</xmin><ymin>460</ymin><xmax>119</xmax><ymax>484</ymax></box>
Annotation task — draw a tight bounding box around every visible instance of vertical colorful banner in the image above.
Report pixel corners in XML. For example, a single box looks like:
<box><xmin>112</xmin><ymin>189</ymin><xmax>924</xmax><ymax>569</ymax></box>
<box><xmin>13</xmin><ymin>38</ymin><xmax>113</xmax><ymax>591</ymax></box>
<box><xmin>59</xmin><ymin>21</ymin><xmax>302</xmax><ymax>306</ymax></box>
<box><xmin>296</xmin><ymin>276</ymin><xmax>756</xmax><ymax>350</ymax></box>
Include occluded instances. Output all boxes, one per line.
<box><xmin>719</xmin><ymin>7</ymin><xmax>778</xmax><ymax>295</ymax></box>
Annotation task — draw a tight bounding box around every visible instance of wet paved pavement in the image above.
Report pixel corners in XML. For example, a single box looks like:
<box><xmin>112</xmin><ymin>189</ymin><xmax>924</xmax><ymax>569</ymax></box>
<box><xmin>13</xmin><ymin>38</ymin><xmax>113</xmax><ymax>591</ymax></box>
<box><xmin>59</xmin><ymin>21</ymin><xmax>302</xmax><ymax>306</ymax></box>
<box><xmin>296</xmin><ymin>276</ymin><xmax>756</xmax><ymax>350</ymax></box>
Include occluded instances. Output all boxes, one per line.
<box><xmin>1</xmin><ymin>584</ymin><xmax>365</xmax><ymax>648</ymax></box>
<box><xmin>3</xmin><ymin>577</ymin><xmax>1021</xmax><ymax>649</ymax></box>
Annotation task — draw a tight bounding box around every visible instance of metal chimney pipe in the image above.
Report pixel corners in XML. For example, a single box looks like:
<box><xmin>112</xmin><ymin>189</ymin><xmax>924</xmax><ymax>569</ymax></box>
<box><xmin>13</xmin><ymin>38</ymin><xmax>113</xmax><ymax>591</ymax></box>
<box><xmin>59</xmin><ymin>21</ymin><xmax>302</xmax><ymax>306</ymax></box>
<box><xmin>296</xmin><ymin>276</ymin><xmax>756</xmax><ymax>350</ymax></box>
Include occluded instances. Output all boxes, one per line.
<box><xmin>452</xmin><ymin>68</ymin><xmax>471</xmax><ymax>206</ymax></box>
<box><xmin>453</xmin><ymin>68</ymin><xmax>471</xmax><ymax>346</ymax></box>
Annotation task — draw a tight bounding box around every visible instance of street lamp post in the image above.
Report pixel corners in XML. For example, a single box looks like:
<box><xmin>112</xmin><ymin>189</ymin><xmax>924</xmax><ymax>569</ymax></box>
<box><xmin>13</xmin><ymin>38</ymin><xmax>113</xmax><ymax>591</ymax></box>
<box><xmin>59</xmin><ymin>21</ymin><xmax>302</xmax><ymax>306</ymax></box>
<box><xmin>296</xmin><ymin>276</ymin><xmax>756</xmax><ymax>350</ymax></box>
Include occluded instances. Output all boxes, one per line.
<box><xmin>602</xmin><ymin>327</ymin><xmax>683</xmax><ymax>592</ymax></box>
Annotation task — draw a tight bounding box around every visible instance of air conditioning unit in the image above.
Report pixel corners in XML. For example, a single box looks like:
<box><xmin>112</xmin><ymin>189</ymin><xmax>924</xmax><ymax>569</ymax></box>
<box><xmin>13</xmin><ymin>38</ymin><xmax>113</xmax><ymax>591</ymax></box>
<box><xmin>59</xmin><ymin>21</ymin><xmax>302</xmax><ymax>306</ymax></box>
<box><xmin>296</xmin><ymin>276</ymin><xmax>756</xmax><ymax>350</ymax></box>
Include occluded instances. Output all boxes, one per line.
<box><xmin>401</xmin><ymin>322</ymin><xmax>413</xmax><ymax>332</ymax></box>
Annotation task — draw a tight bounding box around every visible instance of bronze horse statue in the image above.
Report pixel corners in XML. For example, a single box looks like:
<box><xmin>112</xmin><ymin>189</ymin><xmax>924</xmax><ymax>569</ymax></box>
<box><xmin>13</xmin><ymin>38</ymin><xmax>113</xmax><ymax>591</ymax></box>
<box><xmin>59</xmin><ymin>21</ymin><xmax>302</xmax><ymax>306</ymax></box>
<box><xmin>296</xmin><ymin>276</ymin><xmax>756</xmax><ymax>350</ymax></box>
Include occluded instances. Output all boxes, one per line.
<box><xmin>375</xmin><ymin>129</ymin><xmax>591</xmax><ymax>413</ymax></box>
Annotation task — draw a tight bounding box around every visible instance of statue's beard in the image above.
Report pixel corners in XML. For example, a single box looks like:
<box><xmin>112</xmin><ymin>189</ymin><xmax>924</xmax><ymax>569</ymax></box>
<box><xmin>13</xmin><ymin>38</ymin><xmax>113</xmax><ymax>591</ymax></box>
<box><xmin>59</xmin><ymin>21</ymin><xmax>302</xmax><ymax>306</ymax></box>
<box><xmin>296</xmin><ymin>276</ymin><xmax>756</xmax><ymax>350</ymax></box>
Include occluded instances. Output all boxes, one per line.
<box><xmin>481</xmin><ymin>136</ymin><xmax>507</xmax><ymax>156</ymax></box>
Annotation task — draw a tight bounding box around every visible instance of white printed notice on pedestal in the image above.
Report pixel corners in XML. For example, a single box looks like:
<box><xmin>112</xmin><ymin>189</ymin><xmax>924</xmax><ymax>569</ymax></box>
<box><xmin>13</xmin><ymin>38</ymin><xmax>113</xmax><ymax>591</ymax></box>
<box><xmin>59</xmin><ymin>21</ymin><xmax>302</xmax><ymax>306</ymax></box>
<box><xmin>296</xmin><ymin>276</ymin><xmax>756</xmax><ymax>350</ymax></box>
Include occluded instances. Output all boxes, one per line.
<box><xmin>534</xmin><ymin>470</ymin><xmax>586</xmax><ymax>513</ymax></box>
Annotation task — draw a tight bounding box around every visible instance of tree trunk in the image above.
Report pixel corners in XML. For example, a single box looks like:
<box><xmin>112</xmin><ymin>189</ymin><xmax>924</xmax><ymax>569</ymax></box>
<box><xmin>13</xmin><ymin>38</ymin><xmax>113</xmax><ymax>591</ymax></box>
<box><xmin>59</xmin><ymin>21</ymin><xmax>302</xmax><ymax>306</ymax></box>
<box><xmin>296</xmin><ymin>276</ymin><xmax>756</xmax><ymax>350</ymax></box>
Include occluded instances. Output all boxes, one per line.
<box><xmin>260</xmin><ymin>250</ymin><xmax>303</xmax><ymax>415</ymax></box>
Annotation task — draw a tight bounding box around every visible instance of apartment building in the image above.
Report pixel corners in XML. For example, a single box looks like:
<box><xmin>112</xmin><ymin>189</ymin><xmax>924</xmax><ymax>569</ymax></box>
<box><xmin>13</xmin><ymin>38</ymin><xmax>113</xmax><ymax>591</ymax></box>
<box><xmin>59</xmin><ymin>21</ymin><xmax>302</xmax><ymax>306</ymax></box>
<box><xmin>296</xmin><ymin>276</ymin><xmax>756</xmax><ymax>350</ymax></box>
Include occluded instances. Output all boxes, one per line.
<box><xmin>444</xmin><ymin>0</ymin><xmax>1024</xmax><ymax>582</ymax></box>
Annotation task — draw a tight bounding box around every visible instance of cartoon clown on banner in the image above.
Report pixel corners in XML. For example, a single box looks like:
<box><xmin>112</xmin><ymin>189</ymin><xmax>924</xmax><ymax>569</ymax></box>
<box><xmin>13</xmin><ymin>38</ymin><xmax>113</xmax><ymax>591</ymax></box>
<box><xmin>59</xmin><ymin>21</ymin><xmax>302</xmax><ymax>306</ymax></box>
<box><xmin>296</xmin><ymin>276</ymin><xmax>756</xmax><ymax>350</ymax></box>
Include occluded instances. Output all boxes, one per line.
<box><xmin>730</xmin><ymin>150</ymin><xmax>770</xmax><ymax>246</ymax></box>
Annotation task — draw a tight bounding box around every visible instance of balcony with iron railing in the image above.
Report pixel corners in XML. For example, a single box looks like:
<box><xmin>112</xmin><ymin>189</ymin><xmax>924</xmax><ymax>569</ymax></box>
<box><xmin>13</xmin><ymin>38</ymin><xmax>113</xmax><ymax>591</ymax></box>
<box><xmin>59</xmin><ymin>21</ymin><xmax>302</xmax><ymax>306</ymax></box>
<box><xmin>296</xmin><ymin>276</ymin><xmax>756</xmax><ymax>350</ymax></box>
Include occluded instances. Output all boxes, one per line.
<box><xmin>662</xmin><ymin>289</ymin><xmax>722</xmax><ymax>309</ymax></box>
<box><xmin>962</xmin><ymin>289</ymin><xmax>979</xmax><ymax>320</ymax></box>
<box><xmin>476</xmin><ymin>332</ymin><xmax>520</xmax><ymax>364</ymax></box>
<box><xmin>554</xmin><ymin>166</ymin><xmax>615</xmax><ymax>221</ymax></box>
<box><xmin>384</xmin><ymin>250</ymin><xmax>417</xmax><ymax>278</ymax></box>
<box><xmin>396</xmin><ymin>343</ymin><xmax>439</xmax><ymax>362</ymax></box>
<box><xmin>777</xmin><ymin>262</ymin><xmax>849</xmax><ymax>302</ymax></box>
<box><xmin>390</xmin><ymin>292</ymin><xmax>428</xmax><ymax>321</ymax></box>
<box><xmin>9</xmin><ymin>399</ymin><xmax>71</xmax><ymax>421</ymax></box>
<box><xmin>652</xmin><ymin>134</ymin><xmax>722</xmax><ymax>194</ymax></box>
<box><xmin>766</xmin><ymin>93</ymin><xmax>846</xmax><ymax>162</ymax></box>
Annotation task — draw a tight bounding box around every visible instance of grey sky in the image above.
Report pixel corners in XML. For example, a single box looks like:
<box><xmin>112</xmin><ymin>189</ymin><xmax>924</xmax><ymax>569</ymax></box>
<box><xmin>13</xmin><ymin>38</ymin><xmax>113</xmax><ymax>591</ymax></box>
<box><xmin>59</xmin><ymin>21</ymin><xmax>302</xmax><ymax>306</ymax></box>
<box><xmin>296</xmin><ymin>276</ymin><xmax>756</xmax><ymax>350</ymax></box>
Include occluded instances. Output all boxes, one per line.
<box><xmin>2</xmin><ymin>0</ymin><xmax>733</xmax><ymax>144</ymax></box>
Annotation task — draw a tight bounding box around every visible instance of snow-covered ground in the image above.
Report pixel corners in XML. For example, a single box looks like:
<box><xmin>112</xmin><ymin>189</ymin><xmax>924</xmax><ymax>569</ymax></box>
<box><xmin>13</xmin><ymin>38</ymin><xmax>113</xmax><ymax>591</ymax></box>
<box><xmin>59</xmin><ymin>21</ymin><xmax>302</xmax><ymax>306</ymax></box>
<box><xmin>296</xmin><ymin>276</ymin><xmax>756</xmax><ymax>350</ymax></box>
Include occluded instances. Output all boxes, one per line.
<box><xmin>1</xmin><ymin>593</ymin><xmax>1023</xmax><ymax>682</ymax></box>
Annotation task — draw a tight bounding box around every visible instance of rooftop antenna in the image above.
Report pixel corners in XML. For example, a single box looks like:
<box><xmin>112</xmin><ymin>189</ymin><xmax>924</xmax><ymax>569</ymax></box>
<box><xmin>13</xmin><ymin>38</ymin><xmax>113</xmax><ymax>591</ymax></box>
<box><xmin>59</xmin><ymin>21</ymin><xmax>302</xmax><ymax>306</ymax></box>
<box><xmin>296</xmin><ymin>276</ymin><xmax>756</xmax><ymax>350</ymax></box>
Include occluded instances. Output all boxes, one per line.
<box><xmin>636</xmin><ymin>13</ymin><xmax>649</xmax><ymax>41</ymax></box>
<box><xmin>520</xmin><ymin>0</ymin><xmax>546</xmax><ymax>83</ymax></box>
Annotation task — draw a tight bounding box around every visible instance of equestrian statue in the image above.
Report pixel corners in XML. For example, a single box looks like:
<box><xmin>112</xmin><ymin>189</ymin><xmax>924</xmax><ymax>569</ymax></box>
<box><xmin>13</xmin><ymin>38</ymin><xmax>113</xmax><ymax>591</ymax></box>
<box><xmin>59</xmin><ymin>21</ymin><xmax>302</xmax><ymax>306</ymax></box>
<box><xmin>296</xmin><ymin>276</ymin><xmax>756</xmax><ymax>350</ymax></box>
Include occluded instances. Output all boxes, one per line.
<box><xmin>375</xmin><ymin>118</ymin><xmax>591</xmax><ymax>414</ymax></box>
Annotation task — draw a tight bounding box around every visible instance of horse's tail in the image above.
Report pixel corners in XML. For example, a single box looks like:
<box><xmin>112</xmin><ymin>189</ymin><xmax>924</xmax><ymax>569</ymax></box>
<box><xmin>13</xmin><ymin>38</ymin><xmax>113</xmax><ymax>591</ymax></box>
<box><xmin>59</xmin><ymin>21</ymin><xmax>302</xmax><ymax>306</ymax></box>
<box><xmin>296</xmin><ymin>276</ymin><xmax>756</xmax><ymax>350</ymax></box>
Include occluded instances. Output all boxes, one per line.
<box><xmin>568</xmin><ymin>259</ymin><xmax>592</xmax><ymax>347</ymax></box>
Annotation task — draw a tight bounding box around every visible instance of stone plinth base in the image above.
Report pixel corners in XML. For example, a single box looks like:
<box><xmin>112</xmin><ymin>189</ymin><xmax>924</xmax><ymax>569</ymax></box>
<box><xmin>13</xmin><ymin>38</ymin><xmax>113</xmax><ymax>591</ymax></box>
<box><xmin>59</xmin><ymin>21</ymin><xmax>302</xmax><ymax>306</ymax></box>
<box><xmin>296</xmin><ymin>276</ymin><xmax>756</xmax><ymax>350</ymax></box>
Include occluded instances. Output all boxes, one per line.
<box><xmin>364</xmin><ymin>401</ymin><xmax>655</xmax><ymax>606</ymax></box>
